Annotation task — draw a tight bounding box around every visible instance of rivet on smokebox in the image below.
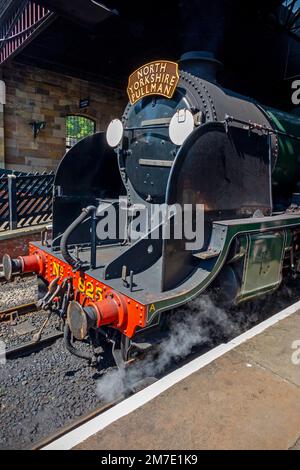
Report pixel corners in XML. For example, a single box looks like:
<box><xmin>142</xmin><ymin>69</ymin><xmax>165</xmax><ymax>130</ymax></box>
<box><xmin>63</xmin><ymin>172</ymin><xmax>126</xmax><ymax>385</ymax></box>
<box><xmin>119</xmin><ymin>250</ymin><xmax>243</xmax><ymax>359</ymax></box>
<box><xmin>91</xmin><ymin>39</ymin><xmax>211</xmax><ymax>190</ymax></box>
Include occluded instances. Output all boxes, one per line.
<box><xmin>127</xmin><ymin>300</ymin><xmax>130</xmax><ymax>304</ymax></box>
<box><xmin>136</xmin><ymin>304</ymin><xmax>138</xmax><ymax>309</ymax></box>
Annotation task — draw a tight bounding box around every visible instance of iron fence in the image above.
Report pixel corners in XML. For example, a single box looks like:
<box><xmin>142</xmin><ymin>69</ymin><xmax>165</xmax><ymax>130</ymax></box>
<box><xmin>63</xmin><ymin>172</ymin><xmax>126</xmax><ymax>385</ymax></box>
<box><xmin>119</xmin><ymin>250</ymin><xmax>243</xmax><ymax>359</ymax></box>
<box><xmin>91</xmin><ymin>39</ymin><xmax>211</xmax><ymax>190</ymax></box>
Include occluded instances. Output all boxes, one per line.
<box><xmin>0</xmin><ymin>171</ymin><xmax>54</xmax><ymax>231</ymax></box>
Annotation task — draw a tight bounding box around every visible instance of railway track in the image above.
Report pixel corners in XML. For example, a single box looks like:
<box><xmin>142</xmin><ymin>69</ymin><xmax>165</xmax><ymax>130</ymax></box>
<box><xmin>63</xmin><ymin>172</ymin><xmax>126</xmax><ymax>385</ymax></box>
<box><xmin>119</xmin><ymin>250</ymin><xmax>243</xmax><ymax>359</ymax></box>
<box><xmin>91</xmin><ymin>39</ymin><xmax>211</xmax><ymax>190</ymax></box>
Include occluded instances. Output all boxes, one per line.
<box><xmin>30</xmin><ymin>355</ymin><xmax>157</xmax><ymax>449</ymax></box>
<box><xmin>0</xmin><ymin>271</ymin><xmax>34</xmax><ymax>284</ymax></box>
<box><xmin>5</xmin><ymin>331</ymin><xmax>63</xmax><ymax>360</ymax></box>
<box><xmin>0</xmin><ymin>301</ymin><xmax>38</xmax><ymax>323</ymax></box>
<box><xmin>0</xmin><ymin>299</ymin><xmax>63</xmax><ymax>360</ymax></box>
<box><xmin>0</xmin><ymin>295</ymin><xmax>295</xmax><ymax>450</ymax></box>
<box><xmin>31</xmin><ymin>400</ymin><xmax>120</xmax><ymax>450</ymax></box>
<box><xmin>2</xmin><ymin>279</ymin><xmax>298</xmax><ymax>449</ymax></box>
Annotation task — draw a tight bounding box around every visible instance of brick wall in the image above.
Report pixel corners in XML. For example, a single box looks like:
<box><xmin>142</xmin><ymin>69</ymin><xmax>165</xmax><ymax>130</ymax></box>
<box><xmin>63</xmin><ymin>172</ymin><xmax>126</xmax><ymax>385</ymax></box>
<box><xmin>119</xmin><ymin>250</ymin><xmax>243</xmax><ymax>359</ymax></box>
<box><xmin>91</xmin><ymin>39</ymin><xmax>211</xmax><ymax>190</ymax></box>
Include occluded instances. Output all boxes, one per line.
<box><xmin>1</xmin><ymin>61</ymin><xmax>127</xmax><ymax>173</ymax></box>
<box><xmin>0</xmin><ymin>230</ymin><xmax>52</xmax><ymax>259</ymax></box>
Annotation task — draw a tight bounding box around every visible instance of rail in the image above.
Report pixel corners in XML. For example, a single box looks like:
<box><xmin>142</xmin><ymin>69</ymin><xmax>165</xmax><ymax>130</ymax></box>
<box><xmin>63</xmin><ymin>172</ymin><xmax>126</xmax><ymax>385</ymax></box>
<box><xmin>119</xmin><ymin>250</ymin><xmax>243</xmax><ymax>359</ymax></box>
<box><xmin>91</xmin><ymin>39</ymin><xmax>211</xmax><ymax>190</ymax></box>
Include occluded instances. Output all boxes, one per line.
<box><xmin>5</xmin><ymin>331</ymin><xmax>63</xmax><ymax>360</ymax></box>
<box><xmin>31</xmin><ymin>400</ymin><xmax>119</xmax><ymax>450</ymax></box>
<box><xmin>0</xmin><ymin>301</ymin><xmax>37</xmax><ymax>322</ymax></box>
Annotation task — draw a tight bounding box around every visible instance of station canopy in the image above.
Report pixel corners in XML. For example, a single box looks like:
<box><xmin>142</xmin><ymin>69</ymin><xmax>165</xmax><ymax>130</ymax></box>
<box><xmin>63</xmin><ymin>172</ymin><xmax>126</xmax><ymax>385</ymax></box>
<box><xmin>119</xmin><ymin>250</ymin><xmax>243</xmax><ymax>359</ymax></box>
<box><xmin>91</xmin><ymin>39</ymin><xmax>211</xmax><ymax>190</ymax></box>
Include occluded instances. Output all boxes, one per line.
<box><xmin>0</xmin><ymin>1</ymin><xmax>299</xmax><ymax>108</ymax></box>
<box><xmin>39</xmin><ymin>0</ymin><xmax>117</xmax><ymax>27</ymax></box>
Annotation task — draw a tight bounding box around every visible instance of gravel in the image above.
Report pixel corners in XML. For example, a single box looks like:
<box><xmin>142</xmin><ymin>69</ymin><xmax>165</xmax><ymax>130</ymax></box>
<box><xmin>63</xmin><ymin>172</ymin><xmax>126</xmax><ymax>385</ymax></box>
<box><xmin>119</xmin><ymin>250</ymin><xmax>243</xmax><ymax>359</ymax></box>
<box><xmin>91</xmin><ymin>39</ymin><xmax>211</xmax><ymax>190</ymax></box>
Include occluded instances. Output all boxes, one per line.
<box><xmin>0</xmin><ymin>276</ymin><xmax>300</xmax><ymax>450</ymax></box>
<box><xmin>0</xmin><ymin>276</ymin><xmax>38</xmax><ymax>310</ymax></box>
<box><xmin>0</xmin><ymin>274</ymin><xmax>115</xmax><ymax>450</ymax></box>
<box><xmin>0</xmin><ymin>338</ymin><xmax>113</xmax><ymax>450</ymax></box>
<box><xmin>0</xmin><ymin>309</ymin><xmax>62</xmax><ymax>349</ymax></box>
<box><xmin>0</xmin><ymin>276</ymin><xmax>61</xmax><ymax>349</ymax></box>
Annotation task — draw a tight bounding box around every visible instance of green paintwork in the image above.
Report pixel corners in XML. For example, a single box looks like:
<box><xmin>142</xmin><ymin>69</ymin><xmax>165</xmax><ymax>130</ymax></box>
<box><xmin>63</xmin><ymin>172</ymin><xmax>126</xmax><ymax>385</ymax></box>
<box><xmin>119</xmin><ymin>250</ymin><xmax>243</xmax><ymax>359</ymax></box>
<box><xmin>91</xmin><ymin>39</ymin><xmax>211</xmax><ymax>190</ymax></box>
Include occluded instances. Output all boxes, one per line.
<box><xmin>145</xmin><ymin>108</ymin><xmax>300</xmax><ymax>317</ymax></box>
<box><xmin>239</xmin><ymin>231</ymin><xmax>286</xmax><ymax>301</ymax></box>
<box><xmin>263</xmin><ymin>107</ymin><xmax>300</xmax><ymax>194</ymax></box>
<box><xmin>147</xmin><ymin>214</ymin><xmax>300</xmax><ymax>321</ymax></box>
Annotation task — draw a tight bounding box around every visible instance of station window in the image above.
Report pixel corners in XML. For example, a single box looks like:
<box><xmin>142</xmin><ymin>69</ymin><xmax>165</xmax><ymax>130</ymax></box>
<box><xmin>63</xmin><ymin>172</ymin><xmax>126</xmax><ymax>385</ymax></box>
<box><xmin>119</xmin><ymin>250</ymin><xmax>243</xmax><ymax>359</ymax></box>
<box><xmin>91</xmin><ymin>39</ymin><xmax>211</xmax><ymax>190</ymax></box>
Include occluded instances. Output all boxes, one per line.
<box><xmin>66</xmin><ymin>115</ymin><xmax>96</xmax><ymax>150</ymax></box>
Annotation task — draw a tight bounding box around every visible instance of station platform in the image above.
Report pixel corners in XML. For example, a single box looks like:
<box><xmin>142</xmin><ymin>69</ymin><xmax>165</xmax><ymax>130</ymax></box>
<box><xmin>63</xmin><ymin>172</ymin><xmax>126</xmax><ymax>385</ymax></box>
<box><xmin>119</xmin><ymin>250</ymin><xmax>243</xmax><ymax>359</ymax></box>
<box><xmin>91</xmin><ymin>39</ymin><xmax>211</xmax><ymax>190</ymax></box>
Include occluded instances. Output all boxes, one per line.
<box><xmin>0</xmin><ymin>224</ymin><xmax>51</xmax><ymax>264</ymax></box>
<box><xmin>45</xmin><ymin>302</ymin><xmax>300</xmax><ymax>450</ymax></box>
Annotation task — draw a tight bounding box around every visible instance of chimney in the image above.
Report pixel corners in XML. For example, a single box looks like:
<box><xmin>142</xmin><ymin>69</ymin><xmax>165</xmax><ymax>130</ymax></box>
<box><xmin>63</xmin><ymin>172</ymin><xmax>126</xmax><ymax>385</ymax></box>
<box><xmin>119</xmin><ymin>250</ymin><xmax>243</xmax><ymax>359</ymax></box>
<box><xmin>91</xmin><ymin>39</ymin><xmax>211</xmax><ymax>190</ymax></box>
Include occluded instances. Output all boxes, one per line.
<box><xmin>178</xmin><ymin>0</ymin><xmax>230</xmax><ymax>82</ymax></box>
<box><xmin>179</xmin><ymin>51</ymin><xmax>222</xmax><ymax>83</ymax></box>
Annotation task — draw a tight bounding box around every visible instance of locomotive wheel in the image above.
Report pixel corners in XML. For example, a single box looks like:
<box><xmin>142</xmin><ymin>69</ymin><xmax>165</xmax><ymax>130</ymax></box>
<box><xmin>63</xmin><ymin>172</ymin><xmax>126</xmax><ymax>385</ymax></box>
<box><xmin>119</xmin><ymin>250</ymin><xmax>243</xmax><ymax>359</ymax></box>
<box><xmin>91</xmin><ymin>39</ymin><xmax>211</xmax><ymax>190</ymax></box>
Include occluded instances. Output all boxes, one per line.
<box><xmin>211</xmin><ymin>265</ymin><xmax>241</xmax><ymax>307</ymax></box>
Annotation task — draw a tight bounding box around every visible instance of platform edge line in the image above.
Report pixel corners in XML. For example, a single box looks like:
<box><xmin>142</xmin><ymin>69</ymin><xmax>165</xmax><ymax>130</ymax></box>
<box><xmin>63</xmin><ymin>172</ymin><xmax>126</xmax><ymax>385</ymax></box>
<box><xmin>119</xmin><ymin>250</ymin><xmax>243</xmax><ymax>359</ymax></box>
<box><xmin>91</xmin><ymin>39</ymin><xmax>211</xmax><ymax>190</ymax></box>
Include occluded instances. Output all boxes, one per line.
<box><xmin>42</xmin><ymin>299</ymin><xmax>300</xmax><ymax>450</ymax></box>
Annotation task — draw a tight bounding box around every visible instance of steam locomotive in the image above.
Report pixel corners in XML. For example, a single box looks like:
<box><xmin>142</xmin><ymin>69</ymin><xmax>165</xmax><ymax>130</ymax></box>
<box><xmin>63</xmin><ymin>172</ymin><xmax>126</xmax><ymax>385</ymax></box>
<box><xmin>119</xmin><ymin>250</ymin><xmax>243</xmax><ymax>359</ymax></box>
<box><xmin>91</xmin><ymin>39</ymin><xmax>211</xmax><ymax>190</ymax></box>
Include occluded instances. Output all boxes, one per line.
<box><xmin>3</xmin><ymin>51</ymin><xmax>300</xmax><ymax>366</ymax></box>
